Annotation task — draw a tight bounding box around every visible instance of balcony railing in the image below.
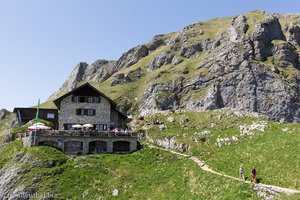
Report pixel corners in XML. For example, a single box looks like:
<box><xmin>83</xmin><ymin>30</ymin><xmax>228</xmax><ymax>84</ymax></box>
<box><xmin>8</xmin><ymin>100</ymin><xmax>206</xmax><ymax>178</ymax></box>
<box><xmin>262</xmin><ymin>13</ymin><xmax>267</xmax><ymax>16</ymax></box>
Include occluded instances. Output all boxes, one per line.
<box><xmin>31</xmin><ymin>129</ymin><xmax>138</xmax><ymax>138</ymax></box>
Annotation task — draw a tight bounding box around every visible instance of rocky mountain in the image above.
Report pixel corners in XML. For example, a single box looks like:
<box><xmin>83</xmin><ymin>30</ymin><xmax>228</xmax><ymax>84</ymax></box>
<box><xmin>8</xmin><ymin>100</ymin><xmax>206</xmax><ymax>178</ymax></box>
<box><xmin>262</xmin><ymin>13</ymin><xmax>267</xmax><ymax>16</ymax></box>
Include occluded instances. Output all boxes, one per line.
<box><xmin>49</xmin><ymin>60</ymin><xmax>116</xmax><ymax>100</ymax></box>
<box><xmin>49</xmin><ymin>10</ymin><xmax>300</xmax><ymax>123</ymax></box>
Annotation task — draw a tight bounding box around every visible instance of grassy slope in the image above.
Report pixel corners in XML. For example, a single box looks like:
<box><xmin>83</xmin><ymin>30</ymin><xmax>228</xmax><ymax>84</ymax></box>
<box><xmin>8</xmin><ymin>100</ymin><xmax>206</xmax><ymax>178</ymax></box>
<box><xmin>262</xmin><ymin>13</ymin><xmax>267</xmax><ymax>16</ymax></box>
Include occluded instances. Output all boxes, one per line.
<box><xmin>206</xmin><ymin>123</ymin><xmax>300</xmax><ymax>190</ymax></box>
<box><xmin>0</xmin><ymin>140</ymin><xmax>260</xmax><ymax>200</ymax></box>
<box><xmin>143</xmin><ymin>111</ymin><xmax>300</xmax><ymax>193</ymax></box>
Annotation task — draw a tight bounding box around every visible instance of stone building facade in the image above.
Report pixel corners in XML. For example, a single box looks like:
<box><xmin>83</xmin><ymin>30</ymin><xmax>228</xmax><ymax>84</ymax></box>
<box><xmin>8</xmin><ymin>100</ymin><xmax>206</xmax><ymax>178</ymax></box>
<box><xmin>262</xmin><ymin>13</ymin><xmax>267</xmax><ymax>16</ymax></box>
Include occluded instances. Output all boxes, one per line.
<box><xmin>57</xmin><ymin>95</ymin><xmax>111</xmax><ymax>130</ymax></box>
<box><xmin>54</xmin><ymin>82</ymin><xmax>128</xmax><ymax>131</ymax></box>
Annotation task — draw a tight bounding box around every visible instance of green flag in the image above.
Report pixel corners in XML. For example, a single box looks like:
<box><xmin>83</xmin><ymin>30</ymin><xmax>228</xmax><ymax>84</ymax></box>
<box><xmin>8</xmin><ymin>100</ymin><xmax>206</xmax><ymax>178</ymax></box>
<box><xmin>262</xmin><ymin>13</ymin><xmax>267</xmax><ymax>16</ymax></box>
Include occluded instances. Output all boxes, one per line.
<box><xmin>36</xmin><ymin>99</ymin><xmax>40</xmax><ymax>122</ymax></box>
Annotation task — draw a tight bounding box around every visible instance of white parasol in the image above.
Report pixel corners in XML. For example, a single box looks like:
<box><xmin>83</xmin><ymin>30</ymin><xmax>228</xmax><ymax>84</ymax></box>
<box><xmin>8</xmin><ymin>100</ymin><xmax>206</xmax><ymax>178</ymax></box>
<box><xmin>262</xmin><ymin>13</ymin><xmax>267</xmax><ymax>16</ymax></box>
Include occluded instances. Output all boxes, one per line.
<box><xmin>28</xmin><ymin>123</ymin><xmax>51</xmax><ymax>131</ymax></box>
<box><xmin>83</xmin><ymin>124</ymin><xmax>93</xmax><ymax>128</ymax></box>
<box><xmin>72</xmin><ymin>124</ymin><xmax>83</xmax><ymax>128</ymax></box>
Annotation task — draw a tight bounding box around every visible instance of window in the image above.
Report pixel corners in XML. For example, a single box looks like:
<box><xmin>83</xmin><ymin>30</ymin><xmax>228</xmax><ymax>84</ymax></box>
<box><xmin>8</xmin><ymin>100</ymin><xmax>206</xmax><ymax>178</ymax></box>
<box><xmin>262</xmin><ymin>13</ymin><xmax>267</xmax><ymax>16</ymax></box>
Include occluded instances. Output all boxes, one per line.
<box><xmin>47</xmin><ymin>113</ymin><xmax>55</xmax><ymax>119</ymax></box>
<box><xmin>76</xmin><ymin>109</ymin><xmax>82</xmax><ymax>115</ymax></box>
<box><xmin>79</xmin><ymin>97</ymin><xmax>86</xmax><ymax>103</ymax></box>
<box><xmin>88</xmin><ymin>97</ymin><xmax>94</xmax><ymax>103</ymax></box>
<box><xmin>72</xmin><ymin>96</ymin><xmax>78</xmax><ymax>102</ymax></box>
<box><xmin>76</xmin><ymin>109</ymin><xmax>95</xmax><ymax>116</ymax></box>
<box><xmin>95</xmin><ymin>124</ymin><xmax>107</xmax><ymax>131</ymax></box>
<box><xmin>87</xmin><ymin>109</ymin><xmax>95</xmax><ymax>116</ymax></box>
<box><xmin>64</xmin><ymin>124</ymin><xmax>74</xmax><ymax>130</ymax></box>
<box><xmin>95</xmin><ymin>124</ymin><xmax>103</xmax><ymax>131</ymax></box>
<box><xmin>95</xmin><ymin>97</ymin><xmax>101</xmax><ymax>103</ymax></box>
<box><xmin>72</xmin><ymin>96</ymin><xmax>100</xmax><ymax>103</ymax></box>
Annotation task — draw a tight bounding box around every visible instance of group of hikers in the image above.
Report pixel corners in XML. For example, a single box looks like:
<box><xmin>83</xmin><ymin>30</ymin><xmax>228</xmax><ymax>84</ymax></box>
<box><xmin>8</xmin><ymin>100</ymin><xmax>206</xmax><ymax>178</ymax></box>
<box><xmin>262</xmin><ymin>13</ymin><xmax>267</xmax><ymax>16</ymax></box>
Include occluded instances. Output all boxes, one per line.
<box><xmin>239</xmin><ymin>164</ymin><xmax>257</xmax><ymax>183</ymax></box>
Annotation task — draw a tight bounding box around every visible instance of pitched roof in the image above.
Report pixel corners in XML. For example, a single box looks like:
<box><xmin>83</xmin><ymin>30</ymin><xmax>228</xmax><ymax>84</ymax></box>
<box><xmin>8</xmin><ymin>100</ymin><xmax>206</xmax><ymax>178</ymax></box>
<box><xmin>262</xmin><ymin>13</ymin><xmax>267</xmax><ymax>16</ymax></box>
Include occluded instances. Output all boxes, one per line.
<box><xmin>53</xmin><ymin>82</ymin><xmax>127</xmax><ymax>118</ymax></box>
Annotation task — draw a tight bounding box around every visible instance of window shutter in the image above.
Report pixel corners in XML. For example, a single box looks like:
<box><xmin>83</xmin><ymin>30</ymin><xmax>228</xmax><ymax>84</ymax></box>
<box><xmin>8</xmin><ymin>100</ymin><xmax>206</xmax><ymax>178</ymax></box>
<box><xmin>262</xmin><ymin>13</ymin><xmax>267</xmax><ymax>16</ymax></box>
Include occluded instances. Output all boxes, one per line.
<box><xmin>95</xmin><ymin>97</ymin><xmax>101</xmax><ymax>103</ymax></box>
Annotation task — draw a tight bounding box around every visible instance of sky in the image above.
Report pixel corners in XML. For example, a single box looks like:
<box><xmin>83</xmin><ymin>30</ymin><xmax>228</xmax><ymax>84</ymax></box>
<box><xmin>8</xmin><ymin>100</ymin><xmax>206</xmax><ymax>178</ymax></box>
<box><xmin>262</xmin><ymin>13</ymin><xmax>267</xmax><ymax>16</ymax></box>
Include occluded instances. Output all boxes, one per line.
<box><xmin>0</xmin><ymin>0</ymin><xmax>299</xmax><ymax>111</ymax></box>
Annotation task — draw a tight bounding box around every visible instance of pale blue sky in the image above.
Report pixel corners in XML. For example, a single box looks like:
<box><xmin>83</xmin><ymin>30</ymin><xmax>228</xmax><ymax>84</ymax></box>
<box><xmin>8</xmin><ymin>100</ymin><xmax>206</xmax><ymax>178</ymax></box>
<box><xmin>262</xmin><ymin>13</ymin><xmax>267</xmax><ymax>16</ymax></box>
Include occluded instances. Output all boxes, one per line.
<box><xmin>0</xmin><ymin>0</ymin><xmax>299</xmax><ymax>111</ymax></box>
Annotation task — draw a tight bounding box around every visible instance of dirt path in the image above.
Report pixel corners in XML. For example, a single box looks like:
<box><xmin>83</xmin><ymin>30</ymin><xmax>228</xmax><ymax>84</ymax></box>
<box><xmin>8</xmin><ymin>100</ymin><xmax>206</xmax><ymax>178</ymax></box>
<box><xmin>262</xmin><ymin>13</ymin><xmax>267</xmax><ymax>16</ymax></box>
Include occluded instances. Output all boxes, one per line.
<box><xmin>148</xmin><ymin>144</ymin><xmax>300</xmax><ymax>195</ymax></box>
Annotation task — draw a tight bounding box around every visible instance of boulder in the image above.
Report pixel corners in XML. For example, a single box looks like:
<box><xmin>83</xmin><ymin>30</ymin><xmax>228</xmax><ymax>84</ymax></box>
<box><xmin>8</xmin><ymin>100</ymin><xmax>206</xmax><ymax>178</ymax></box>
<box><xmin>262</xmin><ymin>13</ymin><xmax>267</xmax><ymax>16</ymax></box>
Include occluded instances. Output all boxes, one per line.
<box><xmin>128</xmin><ymin>67</ymin><xmax>143</xmax><ymax>79</ymax></box>
<box><xmin>111</xmin><ymin>73</ymin><xmax>132</xmax><ymax>86</ymax></box>
<box><xmin>179</xmin><ymin>42</ymin><xmax>202</xmax><ymax>58</ymax></box>
<box><xmin>155</xmin><ymin>137</ymin><xmax>189</xmax><ymax>152</ymax></box>
<box><xmin>159</xmin><ymin>125</ymin><xmax>167</xmax><ymax>130</ymax></box>
<box><xmin>4</xmin><ymin>132</ymin><xmax>13</xmax><ymax>143</ymax></box>
<box><xmin>167</xmin><ymin>117</ymin><xmax>175</xmax><ymax>122</ymax></box>
<box><xmin>147</xmin><ymin>52</ymin><xmax>182</xmax><ymax>71</ymax></box>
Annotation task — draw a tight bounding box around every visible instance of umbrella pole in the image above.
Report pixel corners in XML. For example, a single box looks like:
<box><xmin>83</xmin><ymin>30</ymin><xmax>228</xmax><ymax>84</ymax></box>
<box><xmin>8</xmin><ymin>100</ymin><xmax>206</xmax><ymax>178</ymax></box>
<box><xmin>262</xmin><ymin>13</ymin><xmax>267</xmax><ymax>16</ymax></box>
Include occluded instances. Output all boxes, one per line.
<box><xmin>33</xmin><ymin>124</ymin><xmax>37</xmax><ymax>146</ymax></box>
<box><xmin>34</xmin><ymin>122</ymin><xmax>37</xmax><ymax>145</ymax></box>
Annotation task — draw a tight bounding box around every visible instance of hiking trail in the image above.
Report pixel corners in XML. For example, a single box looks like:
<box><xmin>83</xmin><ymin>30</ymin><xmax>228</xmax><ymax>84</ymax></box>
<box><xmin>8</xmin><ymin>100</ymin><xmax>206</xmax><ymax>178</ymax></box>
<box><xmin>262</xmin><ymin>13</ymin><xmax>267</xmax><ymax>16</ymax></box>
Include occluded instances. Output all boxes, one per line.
<box><xmin>148</xmin><ymin>143</ymin><xmax>300</xmax><ymax>195</ymax></box>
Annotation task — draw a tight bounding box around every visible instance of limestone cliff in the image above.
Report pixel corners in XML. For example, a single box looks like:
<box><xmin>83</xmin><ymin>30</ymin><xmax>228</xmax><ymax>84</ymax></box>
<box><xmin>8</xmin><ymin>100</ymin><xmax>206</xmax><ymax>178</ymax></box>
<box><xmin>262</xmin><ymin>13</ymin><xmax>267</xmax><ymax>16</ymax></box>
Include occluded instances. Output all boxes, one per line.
<box><xmin>50</xmin><ymin>10</ymin><xmax>300</xmax><ymax>122</ymax></box>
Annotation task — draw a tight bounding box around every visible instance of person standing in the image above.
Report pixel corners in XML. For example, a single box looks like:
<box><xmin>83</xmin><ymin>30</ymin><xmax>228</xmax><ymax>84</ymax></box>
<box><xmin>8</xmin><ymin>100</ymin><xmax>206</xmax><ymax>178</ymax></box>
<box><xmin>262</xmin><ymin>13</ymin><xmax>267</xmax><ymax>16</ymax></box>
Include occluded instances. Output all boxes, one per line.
<box><xmin>251</xmin><ymin>167</ymin><xmax>257</xmax><ymax>183</ymax></box>
<box><xmin>239</xmin><ymin>164</ymin><xmax>245</xmax><ymax>180</ymax></box>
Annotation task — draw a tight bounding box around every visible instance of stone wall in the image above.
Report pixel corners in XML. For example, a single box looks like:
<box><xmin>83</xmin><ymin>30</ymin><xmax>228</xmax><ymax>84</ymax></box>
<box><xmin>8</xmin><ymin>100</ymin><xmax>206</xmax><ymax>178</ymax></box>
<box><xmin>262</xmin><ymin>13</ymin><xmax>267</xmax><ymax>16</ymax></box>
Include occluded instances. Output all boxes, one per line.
<box><xmin>34</xmin><ymin>135</ymin><xmax>137</xmax><ymax>154</ymax></box>
<box><xmin>58</xmin><ymin>95</ymin><xmax>111</xmax><ymax>130</ymax></box>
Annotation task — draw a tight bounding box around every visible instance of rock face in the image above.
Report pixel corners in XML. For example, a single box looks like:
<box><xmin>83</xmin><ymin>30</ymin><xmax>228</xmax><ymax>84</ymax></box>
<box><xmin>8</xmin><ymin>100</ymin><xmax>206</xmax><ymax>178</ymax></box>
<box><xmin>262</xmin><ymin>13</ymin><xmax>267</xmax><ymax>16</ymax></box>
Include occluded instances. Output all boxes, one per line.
<box><xmin>227</xmin><ymin>15</ymin><xmax>249</xmax><ymax>42</ymax></box>
<box><xmin>147</xmin><ymin>136</ymin><xmax>190</xmax><ymax>152</ymax></box>
<box><xmin>0</xmin><ymin>149</ymin><xmax>65</xmax><ymax>199</ymax></box>
<box><xmin>0</xmin><ymin>165</ymin><xmax>23</xmax><ymax>199</ymax></box>
<box><xmin>4</xmin><ymin>132</ymin><xmax>13</xmax><ymax>143</ymax></box>
<box><xmin>147</xmin><ymin>52</ymin><xmax>182</xmax><ymax>71</ymax></box>
<box><xmin>49</xmin><ymin>60</ymin><xmax>116</xmax><ymax>99</ymax></box>
<box><xmin>0</xmin><ymin>163</ymin><xmax>40</xmax><ymax>200</ymax></box>
<box><xmin>252</xmin><ymin>16</ymin><xmax>285</xmax><ymax>60</ymax></box>
<box><xmin>111</xmin><ymin>73</ymin><xmax>132</xmax><ymax>86</ymax></box>
<box><xmin>50</xmin><ymin>45</ymin><xmax>150</xmax><ymax>99</ymax></box>
<box><xmin>271</xmin><ymin>41</ymin><xmax>299</xmax><ymax>68</ymax></box>
<box><xmin>0</xmin><ymin>109</ymin><xmax>9</xmax><ymax>121</ymax></box>
<box><xmin>287</xmin><ymin>24</ymin><xmax>300</xmax><ymax>47</ymax></box>
<box><xmin>50</xmin><ymin>11</ymin><xmax>300</xmax><ymax>123</ymax></box>
<box><xmin>113</xmin><ymin>45</ymin><xmax>149</xmax><ymax>71</ymax></box>
<box><xmin>139</xmin><ymin>82</ymin><xmax>179</xmax><ymax>116</ymax></box>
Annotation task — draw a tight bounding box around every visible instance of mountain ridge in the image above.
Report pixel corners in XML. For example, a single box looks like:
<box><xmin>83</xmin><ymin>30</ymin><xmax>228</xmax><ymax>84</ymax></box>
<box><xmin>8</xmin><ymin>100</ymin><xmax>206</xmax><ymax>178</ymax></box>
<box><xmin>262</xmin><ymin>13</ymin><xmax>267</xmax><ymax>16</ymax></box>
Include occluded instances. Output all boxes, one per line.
<box><xmin>48</xmin><ymin>10</ymin><xmax>300</xmax><ymax>123</ymax></box>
